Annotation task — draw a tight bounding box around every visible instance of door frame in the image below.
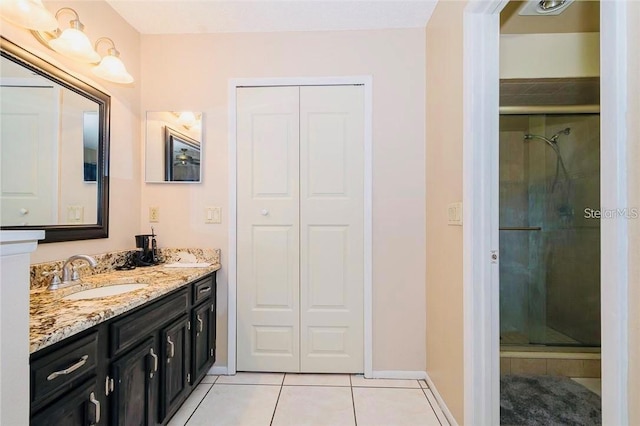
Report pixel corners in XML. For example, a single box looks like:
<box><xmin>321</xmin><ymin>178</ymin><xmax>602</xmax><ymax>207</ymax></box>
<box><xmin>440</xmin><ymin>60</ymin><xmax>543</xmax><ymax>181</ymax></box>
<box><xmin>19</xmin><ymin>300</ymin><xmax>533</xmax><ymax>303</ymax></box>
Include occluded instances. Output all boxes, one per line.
<box><xmin>463</xmin><ymin>0</ymin><xmax>630</xmax><ymax>424</ymax></box>
<box><xmin>228</xmin><ymin>76</ymin><xmax>373</xmax><ymax>377</ymax></box>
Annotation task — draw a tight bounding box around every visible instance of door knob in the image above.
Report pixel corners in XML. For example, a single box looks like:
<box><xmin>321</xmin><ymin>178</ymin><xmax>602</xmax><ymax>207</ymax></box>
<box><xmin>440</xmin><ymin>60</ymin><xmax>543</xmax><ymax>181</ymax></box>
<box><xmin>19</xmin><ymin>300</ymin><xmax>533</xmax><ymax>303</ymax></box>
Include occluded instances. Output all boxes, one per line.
<box><xmin>260</xmin><ymin>209</ymin><xmax>269</xmax><ymax>216</ymax></box>
<box><xmin>19</xmin><ymin>208</ymin><xmax>29</xmax><ymax>215</ymax></box>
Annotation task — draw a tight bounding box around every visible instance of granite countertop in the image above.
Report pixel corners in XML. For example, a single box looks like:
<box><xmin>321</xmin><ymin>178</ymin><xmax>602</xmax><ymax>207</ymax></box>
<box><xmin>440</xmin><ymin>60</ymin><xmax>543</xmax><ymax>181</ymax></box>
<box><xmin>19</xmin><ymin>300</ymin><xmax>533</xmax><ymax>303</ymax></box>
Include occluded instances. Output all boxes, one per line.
<box><xmin>30</xmin><ymin>262</ymin><xmax>220</xmax><ymax>354</ymax></box>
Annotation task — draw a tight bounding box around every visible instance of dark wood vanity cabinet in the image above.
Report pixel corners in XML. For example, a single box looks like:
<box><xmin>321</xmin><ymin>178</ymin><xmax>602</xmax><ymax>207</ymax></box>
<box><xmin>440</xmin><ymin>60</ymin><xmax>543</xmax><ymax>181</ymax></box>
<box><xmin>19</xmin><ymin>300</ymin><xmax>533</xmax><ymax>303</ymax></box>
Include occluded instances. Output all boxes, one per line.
<box><xmin>192</xmin><ymin>300</ymin><xmax>216</xmax><ymax>384</ymax></box>
<box><xmin>30</xmin><ymin>272</ymin><xmax>217</xmax><ymax>426</ymax></box>
<box><xmin>159</xmin><ymin>316</ymin><xmax>190</xmax><ymax>422</ymax></box>
<box><xmin>110</xmin><ymin>338</ymin><xmax>157</xmax><ymax>426</ymax></box>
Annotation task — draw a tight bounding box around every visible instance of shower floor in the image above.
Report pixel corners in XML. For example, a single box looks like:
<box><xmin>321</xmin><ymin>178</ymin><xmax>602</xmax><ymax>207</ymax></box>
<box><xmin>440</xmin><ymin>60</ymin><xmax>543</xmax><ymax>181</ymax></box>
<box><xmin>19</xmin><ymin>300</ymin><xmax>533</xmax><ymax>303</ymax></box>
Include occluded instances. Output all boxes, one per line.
<box><xmin>500</xmin><ymin>326</ymin><xmax>579</xmax><ymax>346</ymax></box>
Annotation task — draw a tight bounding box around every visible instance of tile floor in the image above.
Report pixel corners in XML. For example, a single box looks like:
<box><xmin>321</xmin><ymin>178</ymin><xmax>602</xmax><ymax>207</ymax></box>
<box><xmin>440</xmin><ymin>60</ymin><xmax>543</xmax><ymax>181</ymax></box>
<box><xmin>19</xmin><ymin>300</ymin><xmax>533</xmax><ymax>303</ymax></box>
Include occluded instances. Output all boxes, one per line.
<box><xmin>168</xmin><ymin>373</ymin><xmax>450</xmax><ymax>426</ymax></box>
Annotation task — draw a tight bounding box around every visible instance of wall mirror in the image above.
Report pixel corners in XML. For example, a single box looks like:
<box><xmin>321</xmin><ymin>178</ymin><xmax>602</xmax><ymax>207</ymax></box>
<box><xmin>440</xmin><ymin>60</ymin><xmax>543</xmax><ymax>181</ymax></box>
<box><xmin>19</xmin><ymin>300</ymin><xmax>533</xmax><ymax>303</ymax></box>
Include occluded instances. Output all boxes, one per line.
<box><xmin>0</xmin><ymin>37</ymin><xmax>110</xmax><ymax>243</ymax></box>
<box><xmin>145</xmin><ymin>111</ymin><xmax>203</xmax><ymax>183</ymax></box>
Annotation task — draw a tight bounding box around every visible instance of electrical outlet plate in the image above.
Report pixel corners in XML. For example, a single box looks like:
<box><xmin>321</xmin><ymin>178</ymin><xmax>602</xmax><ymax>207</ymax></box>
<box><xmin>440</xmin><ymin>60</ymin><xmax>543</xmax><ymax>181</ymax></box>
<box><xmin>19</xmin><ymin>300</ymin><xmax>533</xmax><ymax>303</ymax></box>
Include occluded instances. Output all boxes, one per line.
<box><xmin>205</xmin><ymin>207</ymin><xmax>221</xmax><ymax>224</ymax></box>
<box><xmin>149</xmin><ymin>207</ymin><xmax>160</xmax><ymax>222</ymax></box>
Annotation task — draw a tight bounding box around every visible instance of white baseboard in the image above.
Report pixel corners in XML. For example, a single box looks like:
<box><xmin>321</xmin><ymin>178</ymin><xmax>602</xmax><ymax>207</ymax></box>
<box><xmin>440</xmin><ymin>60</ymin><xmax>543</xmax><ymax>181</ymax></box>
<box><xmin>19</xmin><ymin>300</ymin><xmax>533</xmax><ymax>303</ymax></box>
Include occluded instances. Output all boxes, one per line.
<box><xmin>425</xmin><ymin>373</ymin><xmax>459</xmax><ymax>426</ymax></box>
<box><xmin>370</xmin><ymin>370</ymin><xmax>428</xmax><ymax>380</ymax></box>
<box><xmin>207</xmin><ymin>365</ymin><xmax>230</xmax><ymax>375</ymax></box>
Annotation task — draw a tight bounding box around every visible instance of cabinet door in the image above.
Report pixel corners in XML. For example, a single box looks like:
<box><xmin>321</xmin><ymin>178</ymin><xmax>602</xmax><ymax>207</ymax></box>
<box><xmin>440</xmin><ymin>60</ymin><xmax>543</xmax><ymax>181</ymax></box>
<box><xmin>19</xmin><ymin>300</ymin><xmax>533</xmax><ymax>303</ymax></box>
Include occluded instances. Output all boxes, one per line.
<box><xmin>31</xmin><ymin>378</ymin><xmax>101</xmax><ymax>426</ymax></box>
<box><xmin>192</xmin><ymin>302</ymin><xmax>215</xmax><ymax>383</ymax></box>
<box><xmin>159</xmin><ymin>316</ymin><xmax>189</xmax><ymax>423</ymax></box>
<box><xmin>110</xmin><ymin>338</ymin><xmax>157</xmax><ymax>426</ymax></box>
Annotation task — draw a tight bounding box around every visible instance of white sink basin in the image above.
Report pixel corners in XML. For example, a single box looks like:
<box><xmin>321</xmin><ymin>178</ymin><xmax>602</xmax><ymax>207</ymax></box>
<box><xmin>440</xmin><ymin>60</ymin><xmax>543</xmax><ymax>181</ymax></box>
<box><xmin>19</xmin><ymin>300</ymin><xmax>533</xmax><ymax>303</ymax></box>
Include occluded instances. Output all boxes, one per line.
<box><xmin>63</xmin><ymin>283</ymin><xmax>148</xmax><ymax>300</ymax></box>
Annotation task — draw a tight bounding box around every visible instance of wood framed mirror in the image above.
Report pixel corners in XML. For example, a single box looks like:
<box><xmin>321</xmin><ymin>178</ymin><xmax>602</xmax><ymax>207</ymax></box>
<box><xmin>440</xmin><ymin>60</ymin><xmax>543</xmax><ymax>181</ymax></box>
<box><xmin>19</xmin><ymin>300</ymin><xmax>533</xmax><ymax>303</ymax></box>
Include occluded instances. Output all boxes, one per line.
<box><xmin>0</xmin><ymin>37</ymin><xmax>110</xmax><ymax>243</ymax></box>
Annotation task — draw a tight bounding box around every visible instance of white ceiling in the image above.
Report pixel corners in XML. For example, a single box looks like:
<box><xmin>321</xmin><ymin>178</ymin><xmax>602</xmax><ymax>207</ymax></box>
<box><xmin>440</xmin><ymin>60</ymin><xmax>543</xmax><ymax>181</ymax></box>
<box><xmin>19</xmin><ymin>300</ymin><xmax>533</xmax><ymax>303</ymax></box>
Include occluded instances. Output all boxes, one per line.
<box><xmin>105</xmin><ymin>0</ymin><xmax>439</xmax><ymax>34</ymax></box>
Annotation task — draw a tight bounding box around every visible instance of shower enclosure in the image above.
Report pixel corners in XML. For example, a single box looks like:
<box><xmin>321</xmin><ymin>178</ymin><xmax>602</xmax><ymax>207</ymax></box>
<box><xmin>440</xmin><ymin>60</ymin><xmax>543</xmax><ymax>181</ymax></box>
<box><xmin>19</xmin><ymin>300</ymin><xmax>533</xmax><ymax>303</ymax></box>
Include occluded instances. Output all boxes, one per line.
<box><xmin>499</xmin><ymin>110</ymin><xmax>601</xmax><ymax>348</ymax></box>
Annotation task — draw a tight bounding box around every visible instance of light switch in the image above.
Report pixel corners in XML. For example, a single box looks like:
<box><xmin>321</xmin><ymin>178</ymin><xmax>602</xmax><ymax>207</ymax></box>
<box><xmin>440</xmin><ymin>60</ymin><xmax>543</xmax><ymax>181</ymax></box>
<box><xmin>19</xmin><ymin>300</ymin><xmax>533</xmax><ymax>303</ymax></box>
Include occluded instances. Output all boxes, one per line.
<box><xmin>149</xmin><ymin>207</ymin><xmax>160</xmax><ymax>222</ymax></box>
<box><xmin>67</xmin><ymin>205</ymin><xmax>84</xmax><ymax>224</ymax></box>
<box><xmin>447</xmin><ymin>202</ymin><xmax>463</xmax><ymax>226</ymax></box>
<box><xmin>205</xmin><ymin>207</ymin><xmax>221</xmax><ymax>224</ymax></box>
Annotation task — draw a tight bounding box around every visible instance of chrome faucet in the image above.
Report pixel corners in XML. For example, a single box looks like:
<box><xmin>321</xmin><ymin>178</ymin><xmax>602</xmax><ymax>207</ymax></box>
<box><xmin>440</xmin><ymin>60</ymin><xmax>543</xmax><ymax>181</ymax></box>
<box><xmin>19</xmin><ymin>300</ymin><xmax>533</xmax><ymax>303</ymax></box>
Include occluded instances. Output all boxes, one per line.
<box><xmin>47</xmin><ymin>254</ymin><xmax>98</xmax><ymax>290</ymax></box>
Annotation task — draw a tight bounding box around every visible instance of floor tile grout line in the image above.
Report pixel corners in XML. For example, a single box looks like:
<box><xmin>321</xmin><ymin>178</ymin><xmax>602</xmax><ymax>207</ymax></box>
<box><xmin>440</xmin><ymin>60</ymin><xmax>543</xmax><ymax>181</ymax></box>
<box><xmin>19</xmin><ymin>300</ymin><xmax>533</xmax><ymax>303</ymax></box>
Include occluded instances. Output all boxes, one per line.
<box><xmin>269</xmin><ymin>374</ymin><xmax>286</xmax><ymax>426</ymax></box>
<box><xmin>213</xmin><ymin>382</ymin><xmax>283</xmax><ymax>386</ymax></box>
<box><xmin>282</xmin><ymin>384</ymin><xmax>351</xmax><ymax>387</ymax></box>
<box><xmin>351</xmin><ymin>386</ymin><xmax>422</xmax><ymax>389</ymax></box>
<box><xmin>421</xmin><ymin>386</ymin><xmax>443</xmax><ymax>426</ymax></box>
<box><xmin>183</xmin><ymin>383</ymin><xmax>215</xmax><ymax>426</ymax></box>
<box><xmin>350</xmin><ymin>374</ymin><xmax>358</xmax><ymax>426</ymax></box>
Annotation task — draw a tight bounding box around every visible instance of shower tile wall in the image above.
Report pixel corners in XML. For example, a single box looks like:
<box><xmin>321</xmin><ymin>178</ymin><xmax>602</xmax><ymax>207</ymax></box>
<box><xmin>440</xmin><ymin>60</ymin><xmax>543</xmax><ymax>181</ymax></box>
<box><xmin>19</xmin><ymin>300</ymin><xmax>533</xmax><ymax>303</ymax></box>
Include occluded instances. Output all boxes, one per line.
<box><xmin>499</xmin><ymin>114</ymin><xmax>601</xmax><ymax>347</ymax></box>
<box><xmin>500</xmin><ymin>78</ymin><xmax>600</xmax><ymax>107</ymax></box>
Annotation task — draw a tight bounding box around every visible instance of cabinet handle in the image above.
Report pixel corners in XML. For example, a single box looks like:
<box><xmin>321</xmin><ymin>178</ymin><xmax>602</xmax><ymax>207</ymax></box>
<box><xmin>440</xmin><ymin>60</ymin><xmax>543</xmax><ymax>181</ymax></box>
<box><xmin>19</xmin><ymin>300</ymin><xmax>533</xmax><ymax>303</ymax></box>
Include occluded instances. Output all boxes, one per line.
<box><xmin>197</xmin><ymin>315</ymin><xmax>203</xmax><ymax>335</ymax></box>
<box><xmin>47</xmin><ymin>355</ymin><xmax>88</xmax><ymax>381</ymax></box>
<box><xmin>89</xmin><ymin>392</ymin><xmax>100</xmax><ymax>425</ymax></box>
<box><xmin>104</xmin><ymin>376</ymin><xmax>114</xmax><ymax>396</ymax></box>
<box><xmin>167</xmin><ymin>335</ymin><xmax>175</xmax><ymax>361</ymax></box>
<box><xmin>149</xmin><ymin>348</ymin><xmax>158</xmax><ymax>378</ymax></box>
<box><xmin>198</xmin><ymin>287</ymin><xmax>211</xmax><ymax>294</ymax></box>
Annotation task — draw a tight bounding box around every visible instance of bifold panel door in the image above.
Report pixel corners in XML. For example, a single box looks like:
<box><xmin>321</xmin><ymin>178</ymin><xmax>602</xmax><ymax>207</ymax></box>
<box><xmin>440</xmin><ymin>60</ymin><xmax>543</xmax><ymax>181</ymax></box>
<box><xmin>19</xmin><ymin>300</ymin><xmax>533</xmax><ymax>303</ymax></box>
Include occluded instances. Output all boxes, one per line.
<box><xmin>237</xmin><ymin>85</ymin><xmax>364</xmax><ymax>373</ymax></box>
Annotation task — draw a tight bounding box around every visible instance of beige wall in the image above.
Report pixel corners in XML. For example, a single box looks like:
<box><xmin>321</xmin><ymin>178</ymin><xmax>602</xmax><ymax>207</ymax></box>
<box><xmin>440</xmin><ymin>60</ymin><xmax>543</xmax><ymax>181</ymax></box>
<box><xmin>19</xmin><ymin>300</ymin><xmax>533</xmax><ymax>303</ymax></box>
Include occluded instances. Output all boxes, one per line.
<box><xmin>627</xmin><ymin>2</ymin><xmax>639</xmax><ymax>423</ymax></box>
<box><xmin>1</xmin><ymin>0</ymin><xmax>142</xmax><ymax>263</ymax></box>
<box><xmin>425</xmin><ymin>1</ymin><xmax>466</xmax><ymax>424</ymax></box>
<box><xmin>500</xmin><ymin>33</ymin><xmax>600</xmax><ymax>78</ymax></box>
<box><xmin>140</xmin><ymin>28</ymin><xmax>427</xmax><ymax>371</ymax></box>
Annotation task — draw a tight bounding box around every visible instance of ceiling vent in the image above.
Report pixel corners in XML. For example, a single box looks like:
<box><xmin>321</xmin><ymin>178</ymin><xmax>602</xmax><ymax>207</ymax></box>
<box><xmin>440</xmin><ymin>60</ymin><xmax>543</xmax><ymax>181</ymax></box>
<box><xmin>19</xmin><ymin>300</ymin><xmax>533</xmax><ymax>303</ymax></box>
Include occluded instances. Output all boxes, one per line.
<box><xmin>518</xmin><ymin>0</ymin><xmax>576</xmax><ymax>15</ymax></box>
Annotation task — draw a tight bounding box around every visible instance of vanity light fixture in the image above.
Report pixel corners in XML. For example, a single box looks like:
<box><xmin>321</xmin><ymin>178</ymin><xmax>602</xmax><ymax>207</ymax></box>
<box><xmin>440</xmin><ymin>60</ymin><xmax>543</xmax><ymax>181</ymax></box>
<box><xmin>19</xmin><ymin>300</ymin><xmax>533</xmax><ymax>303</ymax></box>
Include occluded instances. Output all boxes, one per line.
<box><xmin>177</xmin><ymin>111</ymin><xmax>197</xmax><ymax>128</ymax></box>
<box><xmin>175</xmin><ymin>111</ymin><xmax>202</xmax><ymax>132</ymax></box>
<box><xmin>92</xmin><ymin>37</ymin><xmax>134</xmax><ymax>84</ymax></box>
<box><xmin>0</xmin><ymin>0</ymin><xmax>57</xmax><ymax>31</ymax></box>
<box><xmin>45</xmin><ymin>8</ymin><xmax>100</xmax><ymax>63</ymax></box>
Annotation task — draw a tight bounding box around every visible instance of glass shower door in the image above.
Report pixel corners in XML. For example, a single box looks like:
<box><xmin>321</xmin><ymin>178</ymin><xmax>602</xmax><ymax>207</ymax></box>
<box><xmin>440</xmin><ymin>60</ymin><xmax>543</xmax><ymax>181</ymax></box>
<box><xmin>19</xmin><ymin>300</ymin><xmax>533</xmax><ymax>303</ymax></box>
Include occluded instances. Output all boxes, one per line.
<box><xmin>499</xmin><ymin>113</ymin><xmax>600</xmax><ymax>348</ymax></box>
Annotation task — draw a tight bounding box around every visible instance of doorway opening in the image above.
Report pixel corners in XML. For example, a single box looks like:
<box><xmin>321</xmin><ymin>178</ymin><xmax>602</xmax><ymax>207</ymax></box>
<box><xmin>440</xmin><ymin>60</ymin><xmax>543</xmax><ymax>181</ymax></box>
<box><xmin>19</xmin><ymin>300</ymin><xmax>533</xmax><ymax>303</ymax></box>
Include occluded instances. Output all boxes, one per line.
<box><xmin>497</xmin><ymin>3</ymin><xmax>602</xmax><ymax>424</ymax></box>
<box><xmin>463</xmin><ymin>0</ymin><xmax>629</xmax><ymax>424</ymax></box>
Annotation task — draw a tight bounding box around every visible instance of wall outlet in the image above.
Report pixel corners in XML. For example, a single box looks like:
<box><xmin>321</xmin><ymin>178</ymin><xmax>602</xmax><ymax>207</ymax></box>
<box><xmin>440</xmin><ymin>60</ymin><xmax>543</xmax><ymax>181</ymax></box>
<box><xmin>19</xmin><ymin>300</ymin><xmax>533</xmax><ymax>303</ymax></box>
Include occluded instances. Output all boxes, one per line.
<box><xmin>205</xmin><ymin>207</ymin><xmax>221</xmax><ymax>224</ymax></box>
<box><xmin>149</xmin><ymin>206</ymin><xmax>160</xmax><ymax>222</ymax></box>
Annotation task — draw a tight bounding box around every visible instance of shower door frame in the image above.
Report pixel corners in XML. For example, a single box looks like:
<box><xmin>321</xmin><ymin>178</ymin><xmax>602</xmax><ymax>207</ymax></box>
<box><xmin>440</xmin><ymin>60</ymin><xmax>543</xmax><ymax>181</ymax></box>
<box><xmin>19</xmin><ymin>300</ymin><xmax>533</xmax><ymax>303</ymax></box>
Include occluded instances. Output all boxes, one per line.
<box><xmin>462</xmin><ymin>1</ymin><xmax>631</xmax><ymax>425</ymax></box>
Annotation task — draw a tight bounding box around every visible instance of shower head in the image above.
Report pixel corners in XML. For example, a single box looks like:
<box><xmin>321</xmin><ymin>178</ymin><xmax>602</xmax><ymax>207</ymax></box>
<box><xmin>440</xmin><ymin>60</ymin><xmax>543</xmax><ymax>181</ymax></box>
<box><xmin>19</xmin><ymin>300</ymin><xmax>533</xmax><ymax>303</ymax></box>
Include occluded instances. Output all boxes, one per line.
<box><xmin>523</xmin><ymin>127</ymin><xmax>571</xmax><ymax>144</ymax></box>
<box><xmin>550</xmin><ymin>127</ymin><xmax>571</xmax><ymax>142</ymax></box>
<box><xmin>522</xmin><ymin>127</ymin><xmax>572</xmax><ymax>192</ymax></box>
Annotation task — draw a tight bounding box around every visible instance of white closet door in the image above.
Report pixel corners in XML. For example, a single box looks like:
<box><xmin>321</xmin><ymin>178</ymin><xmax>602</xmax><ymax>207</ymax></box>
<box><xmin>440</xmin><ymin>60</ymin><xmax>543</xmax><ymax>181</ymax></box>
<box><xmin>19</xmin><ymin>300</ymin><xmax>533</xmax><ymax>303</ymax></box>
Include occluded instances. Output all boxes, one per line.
<box><xmin>237</xmin><ymin>85</ymin><xmax>364</xmax><ymax>373</ymax></box>
<box><xmin>237</xmin><ymin>87</ymin><xmax>301</xmax><ymax>372</ymax></box>
<box><xmin>299</xmin><ymin>86</ymin><xmax>364</xmax><ymax>372</ymax></box>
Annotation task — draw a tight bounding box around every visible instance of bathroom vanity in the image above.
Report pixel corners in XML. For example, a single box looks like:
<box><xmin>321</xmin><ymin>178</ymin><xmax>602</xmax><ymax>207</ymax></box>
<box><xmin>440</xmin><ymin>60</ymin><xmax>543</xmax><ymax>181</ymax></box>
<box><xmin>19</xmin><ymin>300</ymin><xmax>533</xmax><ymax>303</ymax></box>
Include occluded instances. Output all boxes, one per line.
<box><xmin>29</xmin><ymin>263</ymin><xmax>218</xmax><ymax>426</ymax></box>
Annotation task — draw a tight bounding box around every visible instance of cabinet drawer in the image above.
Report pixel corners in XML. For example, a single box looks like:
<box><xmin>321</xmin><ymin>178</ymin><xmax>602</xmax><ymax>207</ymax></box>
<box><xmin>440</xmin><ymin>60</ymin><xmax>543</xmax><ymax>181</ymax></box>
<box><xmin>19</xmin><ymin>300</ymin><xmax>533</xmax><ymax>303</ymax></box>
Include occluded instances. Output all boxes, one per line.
<box><xmin>31</xmin><ymin>331</ymin><xmax>98</xmax><ymax>406</ymax></box>
<box><xmin>110</xmin><ymin>289</ymin><xmax>188</xmax><ymax>357</ymax></box>
<box><xmin>192</xmin><ymin>276</ymin><xmax>214</xmax><ymax>305</ymax></box>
